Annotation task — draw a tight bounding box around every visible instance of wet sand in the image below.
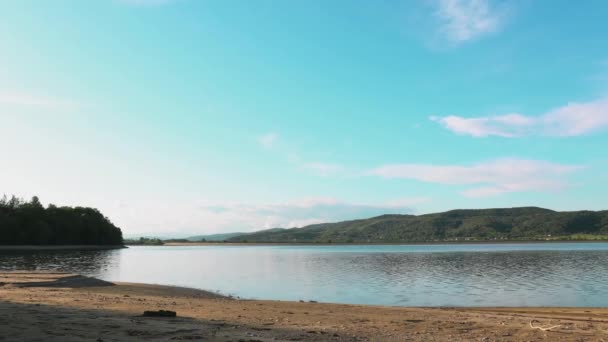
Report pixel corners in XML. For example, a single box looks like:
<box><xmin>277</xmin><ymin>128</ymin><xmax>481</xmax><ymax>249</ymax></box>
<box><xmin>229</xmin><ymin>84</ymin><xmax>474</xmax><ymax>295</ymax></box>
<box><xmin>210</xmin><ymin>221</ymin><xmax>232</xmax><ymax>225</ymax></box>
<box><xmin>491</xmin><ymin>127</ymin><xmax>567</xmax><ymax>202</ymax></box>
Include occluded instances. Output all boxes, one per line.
<box><xmin>1</xmin><ymin>272</ymin><xmax>607</xmax><ymax>341</ymax></box>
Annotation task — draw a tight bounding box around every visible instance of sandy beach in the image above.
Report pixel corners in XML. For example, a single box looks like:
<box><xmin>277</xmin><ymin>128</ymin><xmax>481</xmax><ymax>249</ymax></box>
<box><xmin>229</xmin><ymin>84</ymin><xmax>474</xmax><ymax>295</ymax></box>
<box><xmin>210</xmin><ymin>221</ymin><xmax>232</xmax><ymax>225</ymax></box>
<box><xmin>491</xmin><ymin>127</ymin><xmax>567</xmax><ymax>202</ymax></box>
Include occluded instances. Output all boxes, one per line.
<box><xmin>0</xmin><ymin>272</ymin><xmax>607</xmax><ymax>341</ymax></box>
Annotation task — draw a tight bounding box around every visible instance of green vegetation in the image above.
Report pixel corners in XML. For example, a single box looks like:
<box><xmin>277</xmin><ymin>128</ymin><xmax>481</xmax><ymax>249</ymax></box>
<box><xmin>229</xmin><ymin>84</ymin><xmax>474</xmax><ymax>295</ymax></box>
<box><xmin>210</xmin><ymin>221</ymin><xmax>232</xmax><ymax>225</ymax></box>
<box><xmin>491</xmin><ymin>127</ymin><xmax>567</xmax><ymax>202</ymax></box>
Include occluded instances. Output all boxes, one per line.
<box><xmin>124</xmin><ymin>237</ymin><xmax>164</xmax><ymax>245</ymax></box>
<box><xmin>187</xmin><ymin>229</ymin><xmax>285</xmax><ymax>242</ymax></box>
<box><xmin>164</xmin><ymin>238</ymin><xmax>191</xmax><ymax>243</ymax></box>
<box><xmin>227</xmin><ymin>207</ymin><xmax>608</xmax><ymax>243</ymax></box>
<box><xmin>186</xmin><ymin>232</ymin><xmax>245</xmax><ymax>241</ymax></box>
<box><xmin>0</xmin><ymin>195</ymin><xmax>123</xmax><ymax>245</ymax></box>
<box><xmin>547</xmin><ymin>234</ymin><xmax>608</xmax><ymax>241</ymax></box>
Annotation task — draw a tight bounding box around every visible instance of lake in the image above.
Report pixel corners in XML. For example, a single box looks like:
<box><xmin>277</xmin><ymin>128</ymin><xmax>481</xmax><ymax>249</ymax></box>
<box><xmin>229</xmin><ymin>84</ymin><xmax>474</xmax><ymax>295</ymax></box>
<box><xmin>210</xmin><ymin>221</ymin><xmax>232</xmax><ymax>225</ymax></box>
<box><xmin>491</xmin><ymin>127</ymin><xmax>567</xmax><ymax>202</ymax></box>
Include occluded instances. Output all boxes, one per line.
<box><xmin>2</xmin><ymin>243</ymin><xmax>608</xmax><ymax>307</ymax></box>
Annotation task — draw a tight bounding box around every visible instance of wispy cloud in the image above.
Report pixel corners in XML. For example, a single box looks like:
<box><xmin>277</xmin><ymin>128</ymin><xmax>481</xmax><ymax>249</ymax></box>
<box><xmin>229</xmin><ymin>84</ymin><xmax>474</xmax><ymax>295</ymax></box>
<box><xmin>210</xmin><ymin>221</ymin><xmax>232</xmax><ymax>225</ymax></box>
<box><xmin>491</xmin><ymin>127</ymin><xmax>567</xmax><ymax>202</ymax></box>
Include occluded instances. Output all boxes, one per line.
<box><xmin>430</xmin><ymin>113</ymin><xmax>534</xmax><ymax>137</ymax></box>
<box><xmin>196</xmin><ymin>197</ymin><xmax>429</xmax><ymax>231</ymax></box>
<box><xmin>257</xmin><ymin>132</ymin><xmax>279</xmax><ymax>148</ymax></box>
<box><xmin>431</xmin><ymin>98</ymin><xmax>608</xmax><ymax>137</ymax></box>
<box><xmin>258</xmin><ymin>134</ymin><xmax>348</xmax><ymax>177</ymax></box>
<box><xmin>434</xmin><ymin>0</ymin><xmax>507</xmax><ymax>44</ymax></box>
<box><xmin>302</xmin><ymin>162</ymin><xmax>344</xmax><ymax>177</ymax></box>
<box><xmin>369</xmin><ymin>158</ymin><xmax>582</xmax><ymax>197</ymax></box>
<box><xmin>287</xmin><ymin>154</ymin><xmax>349</xmax><ymax>177</ymax></box>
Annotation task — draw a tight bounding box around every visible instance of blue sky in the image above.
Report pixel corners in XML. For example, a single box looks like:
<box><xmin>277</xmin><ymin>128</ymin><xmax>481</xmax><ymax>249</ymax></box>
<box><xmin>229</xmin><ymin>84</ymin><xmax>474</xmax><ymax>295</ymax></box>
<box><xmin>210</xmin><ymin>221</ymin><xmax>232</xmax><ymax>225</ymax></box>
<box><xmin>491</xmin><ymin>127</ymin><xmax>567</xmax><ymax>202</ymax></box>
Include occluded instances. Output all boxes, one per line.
<box><xmin>1</xmin><ymin>0</ymin><xmax>607</xmax><ymax>237</ymax></box>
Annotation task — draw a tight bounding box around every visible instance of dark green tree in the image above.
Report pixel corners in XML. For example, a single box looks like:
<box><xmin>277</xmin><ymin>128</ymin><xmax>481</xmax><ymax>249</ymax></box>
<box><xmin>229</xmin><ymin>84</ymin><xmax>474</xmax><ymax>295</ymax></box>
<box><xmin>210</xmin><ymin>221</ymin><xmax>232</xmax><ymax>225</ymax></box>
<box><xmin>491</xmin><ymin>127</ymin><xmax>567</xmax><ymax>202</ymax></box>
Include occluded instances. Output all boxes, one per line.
<box><xmin>0</xmin><ymin>195</ymin><xmax>123</xmax><ymax>245</ymax></box>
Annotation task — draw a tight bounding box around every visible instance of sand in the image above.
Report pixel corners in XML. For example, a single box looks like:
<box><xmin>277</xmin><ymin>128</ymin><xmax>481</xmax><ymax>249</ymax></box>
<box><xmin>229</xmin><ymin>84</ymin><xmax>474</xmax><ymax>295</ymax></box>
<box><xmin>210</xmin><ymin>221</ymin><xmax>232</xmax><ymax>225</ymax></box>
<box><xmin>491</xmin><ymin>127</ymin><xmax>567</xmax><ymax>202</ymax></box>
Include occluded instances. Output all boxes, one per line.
<box><xmin>1</xmin><ymin>272</ymin><xmax>607</xmax><ymax>341</ymax></box>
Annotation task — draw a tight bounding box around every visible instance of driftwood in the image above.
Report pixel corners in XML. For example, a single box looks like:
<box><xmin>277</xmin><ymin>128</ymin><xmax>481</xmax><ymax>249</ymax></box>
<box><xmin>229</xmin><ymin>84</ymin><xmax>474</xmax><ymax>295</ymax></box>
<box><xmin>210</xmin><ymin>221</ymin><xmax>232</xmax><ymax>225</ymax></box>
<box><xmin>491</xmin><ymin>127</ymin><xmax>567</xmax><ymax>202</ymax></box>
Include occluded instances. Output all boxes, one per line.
<box><xmin>529</xmin><ymin>320</ymin><xmax>561</xmax><ymax>331</ymax></box>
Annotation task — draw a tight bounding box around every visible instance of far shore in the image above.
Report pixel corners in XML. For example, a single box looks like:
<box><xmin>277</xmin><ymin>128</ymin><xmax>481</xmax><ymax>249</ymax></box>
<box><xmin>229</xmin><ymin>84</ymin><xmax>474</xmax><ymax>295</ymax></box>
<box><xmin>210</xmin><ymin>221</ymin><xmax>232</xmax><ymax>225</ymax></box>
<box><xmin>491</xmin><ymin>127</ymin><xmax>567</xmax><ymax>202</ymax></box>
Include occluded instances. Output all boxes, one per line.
<box><xmin>0</xmin><ymin>245</ymin><xmax>127</xmax><ymax>251</ymax></box>
<box><xmin>160</xmin><ymin>240</ymin><xmax>608</xmax><ymax>247</ymax></box>
<box><xmin>1</xmin><ymin>271</ymin><xmax>607</xmax><ymax>341</ymax></box>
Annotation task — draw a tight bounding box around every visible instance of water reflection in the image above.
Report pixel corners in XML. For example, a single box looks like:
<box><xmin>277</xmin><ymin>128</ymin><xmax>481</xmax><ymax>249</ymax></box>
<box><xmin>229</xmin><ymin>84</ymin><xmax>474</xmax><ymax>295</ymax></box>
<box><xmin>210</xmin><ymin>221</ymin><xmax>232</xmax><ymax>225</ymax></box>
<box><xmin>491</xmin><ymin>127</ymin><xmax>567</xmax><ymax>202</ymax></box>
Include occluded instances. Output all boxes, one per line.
<box><xmin>2</xmin><ymin>243</ymin><xmax>608</xmax><ymax>307</ymax></box>
<box><xmin>0</xmin><ymin>249</ymin><xmax>120</xmax><ymax>278</ymax></box>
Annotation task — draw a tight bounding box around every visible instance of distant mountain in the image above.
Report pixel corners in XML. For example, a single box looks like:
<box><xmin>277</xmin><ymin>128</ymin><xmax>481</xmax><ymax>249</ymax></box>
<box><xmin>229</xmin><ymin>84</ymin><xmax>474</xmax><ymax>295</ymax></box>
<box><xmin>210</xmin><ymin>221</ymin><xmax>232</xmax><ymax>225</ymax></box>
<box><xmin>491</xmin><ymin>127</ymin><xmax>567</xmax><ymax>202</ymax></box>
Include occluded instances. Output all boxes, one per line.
<box><xmin>187</xmin><ymin>228</ymin><xmax>285</xmax><ymax>242</ymax></box>
<box><xmin>227</xmin><ymin>207</ymin><xmax>608</xmax><ymax>243</ymax></box>
<box><xmin>187</xmin><ymin>232</ymin><xmax>245</xmax><ymax>241</ymax></box>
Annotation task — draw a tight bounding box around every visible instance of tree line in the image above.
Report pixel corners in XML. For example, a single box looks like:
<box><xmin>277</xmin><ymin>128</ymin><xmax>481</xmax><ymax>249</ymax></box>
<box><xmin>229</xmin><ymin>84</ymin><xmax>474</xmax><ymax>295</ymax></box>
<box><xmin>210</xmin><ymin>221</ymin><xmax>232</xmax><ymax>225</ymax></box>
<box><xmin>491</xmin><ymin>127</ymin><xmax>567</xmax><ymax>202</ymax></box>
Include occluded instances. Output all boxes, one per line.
<box><xmin>0</xmin><ymin>195</ymin><xmax>123</xmax><ymax>245</ymax></box>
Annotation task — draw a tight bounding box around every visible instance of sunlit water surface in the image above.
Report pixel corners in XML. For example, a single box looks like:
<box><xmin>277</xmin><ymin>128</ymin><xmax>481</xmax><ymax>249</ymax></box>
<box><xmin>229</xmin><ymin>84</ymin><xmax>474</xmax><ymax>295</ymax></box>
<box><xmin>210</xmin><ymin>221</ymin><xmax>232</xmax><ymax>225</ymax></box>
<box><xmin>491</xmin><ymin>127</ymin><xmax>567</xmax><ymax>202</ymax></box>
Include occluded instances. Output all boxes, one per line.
<box><xmin>2</xmin><ymin>243</ymin><xmax>608</xmax><ymax>307</ymax></box>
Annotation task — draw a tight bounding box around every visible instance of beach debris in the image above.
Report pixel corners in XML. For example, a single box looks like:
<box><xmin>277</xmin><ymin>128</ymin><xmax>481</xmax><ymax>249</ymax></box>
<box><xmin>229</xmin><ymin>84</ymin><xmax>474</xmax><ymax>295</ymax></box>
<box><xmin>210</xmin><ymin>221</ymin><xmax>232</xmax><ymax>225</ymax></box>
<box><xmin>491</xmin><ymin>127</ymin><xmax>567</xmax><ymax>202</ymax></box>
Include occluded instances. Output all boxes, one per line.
<box><xmin>143</xmin><ymin>310</ymin><xmax>177</xmax><ymax>317</ymax></box>
<box><xmin>529</xmin><ymin>320</ymin><xmax>561</xmax><ymax>331</ymax></box>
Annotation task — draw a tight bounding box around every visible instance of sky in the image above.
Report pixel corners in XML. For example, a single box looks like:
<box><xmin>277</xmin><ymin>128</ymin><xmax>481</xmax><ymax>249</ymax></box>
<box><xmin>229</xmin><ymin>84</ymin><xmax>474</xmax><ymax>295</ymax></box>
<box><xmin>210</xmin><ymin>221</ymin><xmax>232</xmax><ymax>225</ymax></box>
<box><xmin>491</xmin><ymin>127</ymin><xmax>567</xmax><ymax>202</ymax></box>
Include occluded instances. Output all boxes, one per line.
<box><xmin>1</xmin><ymin>0</ymin><xmax>608</xmax><ymax>237</ymax></box>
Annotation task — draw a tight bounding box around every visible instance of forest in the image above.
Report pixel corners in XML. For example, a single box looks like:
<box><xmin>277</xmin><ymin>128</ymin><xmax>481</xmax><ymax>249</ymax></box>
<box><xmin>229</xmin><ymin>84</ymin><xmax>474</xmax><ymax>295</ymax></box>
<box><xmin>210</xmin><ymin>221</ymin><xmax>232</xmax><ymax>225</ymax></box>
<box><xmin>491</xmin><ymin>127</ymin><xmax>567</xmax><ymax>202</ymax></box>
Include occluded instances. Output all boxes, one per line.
<box><xmin>0</xmin><ymin>195</ymin><xmax>123</xmax><ymax>245</ymax></box>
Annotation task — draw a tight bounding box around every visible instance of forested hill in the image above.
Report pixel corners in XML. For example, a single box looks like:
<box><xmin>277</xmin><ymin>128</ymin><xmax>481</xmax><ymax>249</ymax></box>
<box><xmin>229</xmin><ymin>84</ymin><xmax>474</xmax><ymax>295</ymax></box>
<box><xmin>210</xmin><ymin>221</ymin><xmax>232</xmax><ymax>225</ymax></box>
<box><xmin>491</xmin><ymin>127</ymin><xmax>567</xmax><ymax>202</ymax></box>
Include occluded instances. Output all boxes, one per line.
<box><xmin>227</xmin><ymin>207</ymin><xmax>608</xmax><ymax>243</ymax></box>
<box><xmin>0</xmin><ymin>196</ymin><xmax>123</xmax><ymax>245</ymax></box>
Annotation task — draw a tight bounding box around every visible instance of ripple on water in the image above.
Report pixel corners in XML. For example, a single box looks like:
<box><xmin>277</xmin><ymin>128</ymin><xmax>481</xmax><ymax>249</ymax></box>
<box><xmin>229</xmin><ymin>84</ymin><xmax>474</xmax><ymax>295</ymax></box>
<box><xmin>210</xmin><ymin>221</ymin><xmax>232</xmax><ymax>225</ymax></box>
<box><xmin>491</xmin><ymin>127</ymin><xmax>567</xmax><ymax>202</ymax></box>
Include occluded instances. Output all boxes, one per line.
<box><xmin>2</xmin><ymin>244</ymin><xmax>608</xmax><ymax>306</ymax></box>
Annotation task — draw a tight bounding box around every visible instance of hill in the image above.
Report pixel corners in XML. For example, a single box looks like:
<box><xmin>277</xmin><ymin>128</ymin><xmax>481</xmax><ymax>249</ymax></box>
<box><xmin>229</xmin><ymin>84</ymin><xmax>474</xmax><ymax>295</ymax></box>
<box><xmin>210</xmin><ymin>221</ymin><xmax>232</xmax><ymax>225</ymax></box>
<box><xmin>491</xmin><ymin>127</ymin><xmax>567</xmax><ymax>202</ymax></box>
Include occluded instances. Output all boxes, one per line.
<box><xmin>227</xmin><ymin>207</ymin><xmax>608</xmax><ymax>243</ymax></box>
<box><xmin>188</xmin><ymin>228</ymin><xmax>285</xmax><ymax>242</ymax></box>
<box><xmin>187</xmin><ymin>232</ymin><xmax>246</xmax><ymax>242</ymax></box>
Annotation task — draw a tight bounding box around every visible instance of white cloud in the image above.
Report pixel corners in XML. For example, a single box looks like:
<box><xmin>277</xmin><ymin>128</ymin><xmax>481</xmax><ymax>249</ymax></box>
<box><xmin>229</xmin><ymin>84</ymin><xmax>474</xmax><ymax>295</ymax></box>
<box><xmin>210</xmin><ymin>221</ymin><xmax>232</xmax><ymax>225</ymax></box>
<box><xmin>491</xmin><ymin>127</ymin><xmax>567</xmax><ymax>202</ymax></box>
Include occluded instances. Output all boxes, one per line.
<box><xmin>255</xmin><ymin>133</ymin><xmax>349</xmax><ymax>178</ymax></box>
<box><xmin>432</xmin><ymin>98</ymin><xmax>608</xmax><ymax>137</ymax></box>
<box><xmin>189</xmin><ymin>197</ymin><xmax>428</xmax><ymax>233</ymax></box>
<box><xmin>434</xmin><ymin>0</ymin><xmax>506</xmax><ymax>44</ymax></box>
<box><xmin>258</xmin><ymin>132</ymin><xmax>279</xmax><ymax>148</ymax></box>
<box><xmin>369</xmin><ymin>158</ymin><xmax>582</xmax><ymax>197</ymax></box>
<box><xmin>543</xmin><ymin>99</ymin><xmax>608</xmax><ymax>136</ymax></box>
<box><xmin>114</xmin><ymin>197</ymin><xmax>428</xmax><ymax>237</ymax></box>
<box><xmin>430</xmin><ymin>113</ymin><xmax>534</xmax><ymax>137</ymax></box>
<box><xmin>461</xmin><ymin>179</ymin><xmax>569</xmax><ymax>197</ymax></box>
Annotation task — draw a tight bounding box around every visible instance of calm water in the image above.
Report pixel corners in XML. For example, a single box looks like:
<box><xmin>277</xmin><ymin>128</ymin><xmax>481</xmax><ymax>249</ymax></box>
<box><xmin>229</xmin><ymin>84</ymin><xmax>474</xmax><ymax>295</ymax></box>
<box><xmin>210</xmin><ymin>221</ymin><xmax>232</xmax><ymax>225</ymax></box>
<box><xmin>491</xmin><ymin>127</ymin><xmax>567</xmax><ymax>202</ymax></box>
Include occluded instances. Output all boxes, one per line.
<box><xmin>2</xmin><ymin>243</ymin><xmax>608</xmax><ymax>307</ymax></box>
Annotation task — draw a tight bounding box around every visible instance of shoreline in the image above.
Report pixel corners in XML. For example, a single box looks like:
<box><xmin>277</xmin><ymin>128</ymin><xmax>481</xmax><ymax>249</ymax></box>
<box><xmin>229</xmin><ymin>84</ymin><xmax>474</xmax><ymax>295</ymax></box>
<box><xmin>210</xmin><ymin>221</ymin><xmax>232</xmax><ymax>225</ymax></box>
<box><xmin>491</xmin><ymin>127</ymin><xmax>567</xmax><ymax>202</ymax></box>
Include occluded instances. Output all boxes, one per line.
<box><xmin>161</xmin><ymin>240</ymin><xmax>608</xmax><ymax>247</ymax></box>
<box><xmin>0</xmin><ymin>245</ymin><xmax>127</xmax><ymax>251</ymax></box>
<box><xmin>1</xmin><ymin>272</ymin><xmax>607</xmax><ymax>341</ymax></box>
